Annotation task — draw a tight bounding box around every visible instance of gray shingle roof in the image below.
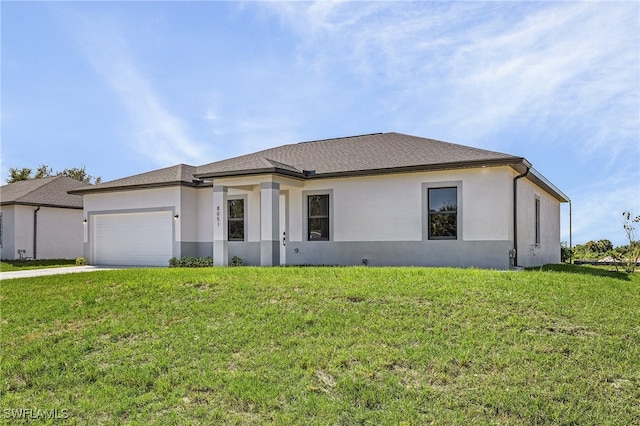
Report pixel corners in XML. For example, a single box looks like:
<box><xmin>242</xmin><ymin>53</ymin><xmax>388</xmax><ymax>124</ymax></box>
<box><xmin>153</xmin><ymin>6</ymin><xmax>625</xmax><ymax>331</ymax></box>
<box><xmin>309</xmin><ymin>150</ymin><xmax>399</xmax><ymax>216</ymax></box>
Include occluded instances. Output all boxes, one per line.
<box><xmin>68</xmin><ymin>164</ymin><xmax>200</xmax><ymax>194</ymax></box>
<box><xmin>0</xmin><ymin>175</ymin><xmax>89</xmax><ymax>208</ymax></box>
<box><xmin>69</xmin><ymin>133</ymin><xmax>538</xmax><ymax>194</ymax></box>
<box><xmin>195</xmin><ymin>132</ymin><xmax>523</xmax><ymax>178</ymax></box>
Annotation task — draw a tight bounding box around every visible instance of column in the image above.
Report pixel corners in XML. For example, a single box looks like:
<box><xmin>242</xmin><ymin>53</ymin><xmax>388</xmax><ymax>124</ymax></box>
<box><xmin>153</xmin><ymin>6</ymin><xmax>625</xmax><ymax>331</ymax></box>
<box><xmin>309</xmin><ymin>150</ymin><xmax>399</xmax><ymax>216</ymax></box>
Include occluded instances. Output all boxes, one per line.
<box><xmin>260</xmin><ymin>182</ymin><xmax>280</xmax><ymax>266</ymax></box>
<box><xmin>213</xmin><ymin>185</ymin><xmax>228</xmax><ymax>266</ymax></box>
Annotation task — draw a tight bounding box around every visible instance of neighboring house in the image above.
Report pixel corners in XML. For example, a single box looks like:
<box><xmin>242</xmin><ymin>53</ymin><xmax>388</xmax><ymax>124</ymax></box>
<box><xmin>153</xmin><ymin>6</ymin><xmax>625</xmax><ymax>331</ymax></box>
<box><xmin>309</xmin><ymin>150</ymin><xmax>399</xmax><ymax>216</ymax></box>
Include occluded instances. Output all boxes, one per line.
<box><xmin>0</xmin><ymin>176</ymin><xmax>90</xmax><ymax>260</ymax></box>
<box><xmin>69</xmin><ymin>132</ymin><xmax>569</xmax><ymax>269</ymax></box>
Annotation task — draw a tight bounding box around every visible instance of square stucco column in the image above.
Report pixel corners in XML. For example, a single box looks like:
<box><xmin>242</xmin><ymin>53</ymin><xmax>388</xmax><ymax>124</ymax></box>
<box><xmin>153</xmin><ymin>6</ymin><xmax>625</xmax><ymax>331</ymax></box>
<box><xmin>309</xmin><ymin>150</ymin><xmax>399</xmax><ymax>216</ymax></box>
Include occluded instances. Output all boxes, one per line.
<box><xmin>213</xmin><ymin>185</ymin><xmax>228</xmax><ymax>266</ymax></box>
<box><xmin>260</xmin><ymin>182</ymin><xmax>280</xmax><ymax>266</ymax></box>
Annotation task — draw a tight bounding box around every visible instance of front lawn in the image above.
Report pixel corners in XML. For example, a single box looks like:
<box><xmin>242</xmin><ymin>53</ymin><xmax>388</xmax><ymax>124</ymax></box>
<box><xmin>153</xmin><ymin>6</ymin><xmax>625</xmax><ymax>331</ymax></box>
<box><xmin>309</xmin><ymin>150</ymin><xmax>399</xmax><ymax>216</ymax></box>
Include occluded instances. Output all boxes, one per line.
<box><xmin>0</xmin><ymin>259</ymin><xmax>77</xmax><ymax>272</ymax></box>
<box><xmin>1</xmin><ymin>266</ymin><xmax>638</xmax><ymax>424</ymax></box>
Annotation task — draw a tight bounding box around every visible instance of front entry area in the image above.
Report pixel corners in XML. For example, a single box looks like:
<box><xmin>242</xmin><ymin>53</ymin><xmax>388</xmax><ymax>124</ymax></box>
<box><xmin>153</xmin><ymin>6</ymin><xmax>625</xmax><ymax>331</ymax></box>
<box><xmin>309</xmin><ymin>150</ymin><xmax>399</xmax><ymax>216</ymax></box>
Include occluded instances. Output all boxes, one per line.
<box><xmin>213</xmin><ymin>180</ymin><xmax>294</xmax><ymax>266</ymax></box>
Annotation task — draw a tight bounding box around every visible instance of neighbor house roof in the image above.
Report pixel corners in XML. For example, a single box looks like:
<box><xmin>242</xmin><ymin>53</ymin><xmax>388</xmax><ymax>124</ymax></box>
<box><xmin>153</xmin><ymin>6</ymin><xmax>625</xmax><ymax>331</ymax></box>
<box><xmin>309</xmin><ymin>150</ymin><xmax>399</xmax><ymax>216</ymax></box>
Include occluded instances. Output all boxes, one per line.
<box><xmin>0</xmin><ymin>175</ymin><xmax>90</xmax><ymax>209</ymax></box>
<box><xmin>67</xmin><ymin>132</ymin><xmax>569</xmax><ymax>202</ymax></box>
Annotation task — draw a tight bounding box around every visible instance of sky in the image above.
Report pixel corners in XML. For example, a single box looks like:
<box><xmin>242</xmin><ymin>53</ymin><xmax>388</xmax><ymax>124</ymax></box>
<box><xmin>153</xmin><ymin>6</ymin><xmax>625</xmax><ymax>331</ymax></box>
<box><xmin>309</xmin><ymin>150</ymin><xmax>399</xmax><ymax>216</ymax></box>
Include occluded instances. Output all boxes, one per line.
<box><xmin>1</xmin><ymin>1</ymin><xmax>639</xmax><ymax>247</ymax></box>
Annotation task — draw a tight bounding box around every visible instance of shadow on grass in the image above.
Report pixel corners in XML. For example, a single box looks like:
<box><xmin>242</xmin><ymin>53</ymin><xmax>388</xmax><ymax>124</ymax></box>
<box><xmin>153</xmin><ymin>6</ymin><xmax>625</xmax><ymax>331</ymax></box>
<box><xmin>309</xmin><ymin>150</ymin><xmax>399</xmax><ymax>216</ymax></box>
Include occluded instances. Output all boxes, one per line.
<box><xmin>0</xmin><ymin>259</ymin><xmax>76</xmax><ymax>271</ymax></box>
<box><xmin>528</xmin><ymin>264</ymin><xmax>632</xmax><ymax>281</ymax></box>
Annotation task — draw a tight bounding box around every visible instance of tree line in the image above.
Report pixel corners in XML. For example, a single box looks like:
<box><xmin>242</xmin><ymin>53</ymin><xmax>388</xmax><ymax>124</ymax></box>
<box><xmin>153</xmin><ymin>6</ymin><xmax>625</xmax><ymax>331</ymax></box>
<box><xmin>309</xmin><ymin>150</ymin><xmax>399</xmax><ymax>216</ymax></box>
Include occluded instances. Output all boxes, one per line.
<box><xmin>5</xmin><ymin>165</ymin><xmax>101</xmax><ymax>185</ymax></box>
<box><xmin>564</xmin><ymin>211</ymin><xmax>640</xmax><ymax>273</ymax></box>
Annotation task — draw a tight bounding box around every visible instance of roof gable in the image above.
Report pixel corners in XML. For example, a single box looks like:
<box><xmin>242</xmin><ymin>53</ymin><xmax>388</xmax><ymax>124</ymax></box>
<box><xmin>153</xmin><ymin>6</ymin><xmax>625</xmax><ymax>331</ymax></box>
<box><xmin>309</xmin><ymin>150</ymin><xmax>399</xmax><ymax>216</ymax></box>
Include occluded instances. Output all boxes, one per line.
<box><xmin>0</xmin><ymin>175</ymin><xmax>89</xmax><ymax>208</ymax></box>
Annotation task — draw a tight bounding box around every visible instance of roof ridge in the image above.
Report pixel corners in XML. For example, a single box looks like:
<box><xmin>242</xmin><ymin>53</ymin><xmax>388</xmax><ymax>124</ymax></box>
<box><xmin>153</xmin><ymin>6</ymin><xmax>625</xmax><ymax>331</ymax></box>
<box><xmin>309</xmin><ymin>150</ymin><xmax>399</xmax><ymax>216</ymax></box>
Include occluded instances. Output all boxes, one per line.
<box><xmin>388</xmin><ymin>132</ymin><xmax>517</xmax><ymax>158</ymax></box>
<box><xmin>263</xmin><ymin>157</ymin><xmax>301</xmax><ymax>172</ymax></box>
<box><xmin>297</xmin><ymin>132</ymin><xmax>384</xmax><ymax>144</ymax></box>
<box><xmin>175</xmin><ymin>163</ymin><xmax>195</xmax><ymax>179</ymax></box>
<box><xmin>14</xmin><ymin>175</ymin><xmax>66</xmax><ymax>201</ymax></box>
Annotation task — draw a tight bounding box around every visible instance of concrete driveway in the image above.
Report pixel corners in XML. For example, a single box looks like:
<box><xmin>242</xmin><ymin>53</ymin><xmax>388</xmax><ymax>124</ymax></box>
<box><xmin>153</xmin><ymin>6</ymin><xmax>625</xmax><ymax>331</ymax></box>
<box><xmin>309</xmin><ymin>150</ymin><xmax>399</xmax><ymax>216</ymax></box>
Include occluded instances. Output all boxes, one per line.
<box><xmin>0</xmin><ymin>265</ymin><xmax>122</xmax><ymax>280</ymax></box>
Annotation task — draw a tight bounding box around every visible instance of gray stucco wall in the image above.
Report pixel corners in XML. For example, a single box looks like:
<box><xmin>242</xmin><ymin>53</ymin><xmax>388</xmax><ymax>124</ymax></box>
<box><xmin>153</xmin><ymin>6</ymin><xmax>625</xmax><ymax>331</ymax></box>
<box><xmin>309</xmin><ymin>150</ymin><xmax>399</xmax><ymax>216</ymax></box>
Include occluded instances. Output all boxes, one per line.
<box><xmin>229</xmin><ymin>242</ymin><xmax>260</xmax><ymax>266</ymax></box>
<box><xmin>286</xmin><ymin>240</ymin><xmax>513</xmax><ymax>269</ymax></box>
<box><xmin>179</xmin><ymin>242</ymin><xmax>261</xmax><ymax>265</ymax></box>
<box><xmin>180</xmin><ymin>242</ymin><xmax>214</xmax><ymax>259</ymax></box>
<box><xmin>215</xmin><ymin>240</ymin><xmax>513</xmax><ymax>269</ymax></box>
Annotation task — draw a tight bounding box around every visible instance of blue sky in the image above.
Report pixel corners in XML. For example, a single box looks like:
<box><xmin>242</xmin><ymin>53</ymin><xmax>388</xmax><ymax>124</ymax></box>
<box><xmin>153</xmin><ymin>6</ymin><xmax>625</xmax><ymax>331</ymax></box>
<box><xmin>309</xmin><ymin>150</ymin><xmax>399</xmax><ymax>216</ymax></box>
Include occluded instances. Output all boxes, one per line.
<box><xmin>2</xmin><ymin>1</ymin><xmax>639</xmax><ymax>246</ymax></box>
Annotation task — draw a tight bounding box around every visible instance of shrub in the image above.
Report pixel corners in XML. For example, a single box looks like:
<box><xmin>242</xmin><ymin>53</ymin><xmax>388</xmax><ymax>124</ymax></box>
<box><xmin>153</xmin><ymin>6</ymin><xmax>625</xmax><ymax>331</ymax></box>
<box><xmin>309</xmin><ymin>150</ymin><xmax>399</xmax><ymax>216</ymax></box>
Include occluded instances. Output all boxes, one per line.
<box><xmin>231</xmin><ymin>256</ymin><xmax>243</xmax><ymax>267</ymax></box>
<box><xmin>75</xmin><ymin>257</ymin><xmax>87</xmax><ymax>266</ymax></box>
<box><xmin>168</xmin><ymin>257</ymin><xmax>213</xmax><ymax>268</ymax></box>
<box><xmin>622</xmin><ymin>211</ymin><xmax>640</xmax><ymax>273</ymax></box>
<box><xmin>560</xmin><ymin>242</ymin><xmax>573</xmax><ymax>263</ymax></box>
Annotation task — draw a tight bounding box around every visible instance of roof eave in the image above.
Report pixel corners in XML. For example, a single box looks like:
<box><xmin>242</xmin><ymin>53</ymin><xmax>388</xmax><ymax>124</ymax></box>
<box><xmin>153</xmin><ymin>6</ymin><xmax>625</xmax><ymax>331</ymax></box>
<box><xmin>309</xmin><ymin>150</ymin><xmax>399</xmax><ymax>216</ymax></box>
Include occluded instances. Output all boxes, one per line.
<box><xmin>304</xmin><ymin>158</ymin><xmax>527</xmax><ymax>179</ymax></box>
<box><xmin>0</xmin><ymin>201</ymin><xmax>83</xmax><ymax>209</ymax></box>
<box><xmin>67</xmin><ymin>180</ymin><xmax>209</xmax><ymax>195</ymax></box>
<box><xmin>195</xmin><ymin>167</ymin><xmax>306</xmax><ymax>181</ymax></box>
<box><xmin>196</xmin><ymin>158</ymin><xmax>526</xmax><ymax>181</ymax></box>
<box><xmin>66</xmin><ymin>158</ymin><xmax>567</xmax><ymax>201</ymax></box>
<box><xmin>527</xmin><ymin>168</ymin><xmax>570</xmax><ymax>202</ymax></box>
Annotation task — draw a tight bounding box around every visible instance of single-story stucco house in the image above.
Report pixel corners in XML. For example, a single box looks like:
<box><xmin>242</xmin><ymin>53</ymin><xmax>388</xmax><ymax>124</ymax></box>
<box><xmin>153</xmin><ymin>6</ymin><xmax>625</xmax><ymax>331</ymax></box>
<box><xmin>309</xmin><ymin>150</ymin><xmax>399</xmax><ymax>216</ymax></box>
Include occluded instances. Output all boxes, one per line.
<box><xmin>0</xmin><ymin>175</ymin><xmax>90</xmax><ymax>260</ymax></box>
<box><xmin>69</xmin><ymin>132</ymin><xmax>569</xmax><ymax>269</ymax></box>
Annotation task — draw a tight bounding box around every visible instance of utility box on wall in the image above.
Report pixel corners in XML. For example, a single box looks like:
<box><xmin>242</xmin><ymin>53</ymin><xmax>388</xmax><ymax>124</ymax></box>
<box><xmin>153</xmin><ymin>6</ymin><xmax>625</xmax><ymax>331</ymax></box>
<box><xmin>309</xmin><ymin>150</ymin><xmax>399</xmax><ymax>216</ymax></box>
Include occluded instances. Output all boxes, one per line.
<box><xmin>509</xmin><ymin>249</ymin><xmax>517</xmax><ymax>269</ymax></box>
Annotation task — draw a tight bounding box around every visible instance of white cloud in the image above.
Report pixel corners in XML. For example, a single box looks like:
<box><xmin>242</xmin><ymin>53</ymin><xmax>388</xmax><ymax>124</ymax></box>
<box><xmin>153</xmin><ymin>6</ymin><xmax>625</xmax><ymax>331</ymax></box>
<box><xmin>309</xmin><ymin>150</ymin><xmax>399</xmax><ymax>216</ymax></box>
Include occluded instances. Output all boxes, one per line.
<box><xmin>73</xmin><ymin>13</ymin><xmax>210</xmax><ymax>167</ymax></box>
<box><xmin>444</xmin><ymin>3</ymin><xmax>638</xmax><ymax>150</ymax></box>
<box><xmin>263</xmin><ymin>2</ymin><xmax>639</xmax><ymax>159</ymax></box>
<box><xmin>204</xmin><ymin>111</ymin><xmax>219</xmax><ymax>122</ymax></box>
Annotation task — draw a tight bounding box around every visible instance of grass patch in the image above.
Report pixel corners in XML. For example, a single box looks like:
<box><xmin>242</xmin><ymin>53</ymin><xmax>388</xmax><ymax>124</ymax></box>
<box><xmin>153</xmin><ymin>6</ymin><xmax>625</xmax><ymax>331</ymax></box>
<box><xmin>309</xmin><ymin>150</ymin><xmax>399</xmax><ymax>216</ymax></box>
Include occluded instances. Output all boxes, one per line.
<box><xmin>0</xmin><ymin>259</ymin><xmax>77</xmax><ymax>272</ymax></box>
<box><xmin>1</xmin><ymin>266</ymin><xmax>638</xmax><ymax>424</ymax></box>
<box><xmin>538</xmin><ymin>263</ymin><xmax>636</xmax><ymax>279</ymax></box>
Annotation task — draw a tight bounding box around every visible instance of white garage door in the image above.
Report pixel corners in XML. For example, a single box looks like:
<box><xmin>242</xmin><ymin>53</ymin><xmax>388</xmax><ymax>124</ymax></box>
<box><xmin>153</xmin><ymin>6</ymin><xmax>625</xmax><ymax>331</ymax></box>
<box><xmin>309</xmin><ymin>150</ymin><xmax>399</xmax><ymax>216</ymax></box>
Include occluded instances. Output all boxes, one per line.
<box><xmin>93</xmin><ymin>211</ymin><xmax>173</xmax><ymax>266</ymax></box>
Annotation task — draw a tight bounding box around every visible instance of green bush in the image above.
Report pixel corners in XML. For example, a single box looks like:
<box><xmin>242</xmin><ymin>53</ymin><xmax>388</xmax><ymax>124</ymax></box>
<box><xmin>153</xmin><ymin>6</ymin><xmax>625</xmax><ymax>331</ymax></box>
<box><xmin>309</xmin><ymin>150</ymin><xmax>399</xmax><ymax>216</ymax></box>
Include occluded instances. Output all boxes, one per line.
<box><xmin>75</xmin><ymin>257</ymin><xmax>87</xmax><ymax>266</ymax></box>
<box><xmin>560</xmin><ymin>242</ymin><xmax>573</xmax><ymax>263</ymax></box>
<box><xmin>168</xmin><ymin>257</ymin><xmax>213</xmax><ymax>268</ymax></box>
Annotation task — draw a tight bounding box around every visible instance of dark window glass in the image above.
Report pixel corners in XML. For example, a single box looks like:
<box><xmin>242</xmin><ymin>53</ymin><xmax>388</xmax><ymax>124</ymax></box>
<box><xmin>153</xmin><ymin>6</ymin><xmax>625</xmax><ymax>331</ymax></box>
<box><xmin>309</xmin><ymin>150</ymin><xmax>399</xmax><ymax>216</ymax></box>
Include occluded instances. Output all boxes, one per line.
<box><xmin>228</xmin><ymin>199</ymin><xmax>244</xmax><ymax>241</ymax></box>
<box><xmin>428</xmin><ymin>187</ymin><xmax>457</xmax><ymax>239</ymax></box>
<box><xmin>308</xmin><ymin>195</ymin><xmax>329</xmax><ymax>241</ymax></box>
<box><xmin>535</xmin><ymin>198</ymin><xmax>541</xmax><ymax>245</ymax></box>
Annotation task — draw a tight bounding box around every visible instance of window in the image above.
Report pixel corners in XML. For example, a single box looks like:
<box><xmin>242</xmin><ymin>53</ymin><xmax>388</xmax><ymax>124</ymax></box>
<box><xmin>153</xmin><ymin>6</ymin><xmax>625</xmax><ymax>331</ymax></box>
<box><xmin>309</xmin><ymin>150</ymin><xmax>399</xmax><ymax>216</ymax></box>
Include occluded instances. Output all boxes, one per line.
<box><xmin>534</xmin><ymin>197</ymin><xmax>541</xmax><ymax>245</ymax></box>
<box><xmin>228</xmin><ymin>199</ymin><xmax>245</xmax><ymax>241</ymax></box>
<box><xmin>428</xmin><ymin>187</ymin><xmax>457</xmax><ymax>239</ymax></box>
<box><xmin>308</xmin><ymin>194</ymin><xmax>329</xmax><ymax>241</ymax></box>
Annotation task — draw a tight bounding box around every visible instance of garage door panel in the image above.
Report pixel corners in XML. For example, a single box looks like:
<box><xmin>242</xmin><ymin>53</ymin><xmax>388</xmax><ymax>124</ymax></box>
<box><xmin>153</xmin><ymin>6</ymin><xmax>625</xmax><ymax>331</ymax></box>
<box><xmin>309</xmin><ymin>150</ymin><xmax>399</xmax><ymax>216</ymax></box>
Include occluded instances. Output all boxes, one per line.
<box><xmin>93</xmin><ymin>211</ymin><xmax>173</xmax><ymax>266</ymax></box>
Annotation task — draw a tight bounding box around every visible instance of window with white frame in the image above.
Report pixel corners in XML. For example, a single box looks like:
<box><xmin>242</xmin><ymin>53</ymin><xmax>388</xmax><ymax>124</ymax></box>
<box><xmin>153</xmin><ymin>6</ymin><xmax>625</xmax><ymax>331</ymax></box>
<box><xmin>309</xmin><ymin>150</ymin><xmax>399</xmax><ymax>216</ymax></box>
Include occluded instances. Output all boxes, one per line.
<box><xmin>534</xmin><ymin>196</ymin><xmax>541</xmax><ymax>246</ymax></box>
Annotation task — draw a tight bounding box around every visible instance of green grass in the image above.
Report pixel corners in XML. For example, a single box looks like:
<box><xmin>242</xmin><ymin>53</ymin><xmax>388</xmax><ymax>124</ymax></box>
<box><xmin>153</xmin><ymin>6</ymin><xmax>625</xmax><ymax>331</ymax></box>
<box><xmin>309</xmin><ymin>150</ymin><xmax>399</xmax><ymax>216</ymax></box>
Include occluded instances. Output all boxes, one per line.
<box><xmin>1</xmin><ymin>266</ymin><xmax>638</xmax><ymax>424</ymax></box>
<box><xmin>0</xmin><ymin>259</ymin><xmax>77</xmax><ymax>272</ymax></box>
